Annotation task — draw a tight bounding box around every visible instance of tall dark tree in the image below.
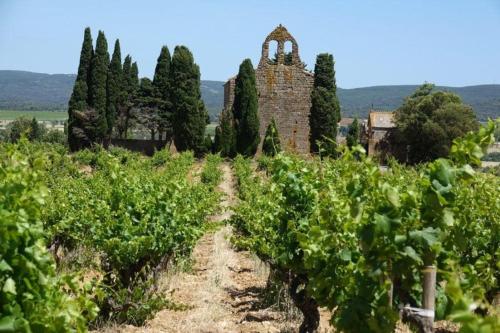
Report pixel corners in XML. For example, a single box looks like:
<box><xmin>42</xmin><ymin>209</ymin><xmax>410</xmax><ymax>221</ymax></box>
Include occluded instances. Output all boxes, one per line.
<box><xmin>346</xmin><ymin>117</ymin><xmax>360</xmax><ymax>148</ymax></box>
<box><xmin>106</xmin><ymin>39</ymin><xmax>122</xmax><ymax>138</ymax></box>
<box><xmin>153</xmin><ymin>46</ymin><xmax>172</xmax><ymax>142</ymax></box>
<box><xmin>170</xmin><ymin>46</ymin><xmax>207</xmax><ymax>154</ymax></box>
<box><xmin>68</xmin><ymin>27</ymin><xmax>93</xmax><ymax>151</ymax></box>
<box><xmin>214</xmin><ymin>108</ymin><xmax>236</xmax><ymax>158</ymax></box>
<box><xmin>134</xmin><ymin>77</ymin><xmax>163</xmax><ymax>140</ymax></box>
<box><xmin>88</xmin><ymin>30</ymin><xmax>110</xmax><ymax>143</ymax></box>
<box><xmin>232</xmin><ymin>59</ymin><xmax>260</xmax><ymax>156</ymax></box>
<box><xmin>115</xmin><ymin>56</ymin><xmax>139</xmax><ymax>139</ymax></box>
<box><xmin>262</xmin><ymin>118</ymin><xmax>281</xmax><ymax>156</ymax></box>
<box><xmin>385</xmin><ymin>83</ymin><xmax>479</xmax><ymax>164</ymax></box>
<box><xmin>309</xmin><ymin>53</ymin><xmax>341</xmax><ymax>155</ymax></box>
<box><xmin>130</xmin><ymin>62</ymin><xmax>139</xmax><ymax>91</ymax></box>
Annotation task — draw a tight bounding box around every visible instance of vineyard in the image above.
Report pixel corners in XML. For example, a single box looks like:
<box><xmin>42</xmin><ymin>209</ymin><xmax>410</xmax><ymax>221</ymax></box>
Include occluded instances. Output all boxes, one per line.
<box><xmin>230</xmin><ymin>121</ymin><xmax>499</xmax><ymax>333</ymax></box>
<box><xmin>1</xmin><ymin>141</ymin><xmax>222</xmax><ymax>331</ymax></box>
<box><xmin>0</xmin><ymin>122</ymin><xmax>499</xmax><ymax>333</ymax></box>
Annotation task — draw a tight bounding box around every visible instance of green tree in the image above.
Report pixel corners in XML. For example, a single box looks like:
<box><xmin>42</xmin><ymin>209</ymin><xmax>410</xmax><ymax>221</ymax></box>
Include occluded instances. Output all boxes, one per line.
<box><xmin>204</xmin><ymin>134</ymin><xmax>213</xmax><ymax>154</ymax></box>
<box><xmin>130</xmin><ymin>62</ymin><xmax>139</xmax><ymax>93</ymax></box>
<box><xmin>153</xmin><ymin>46</ymin><xmax>173</xmax><ymax>142</ymax></box>
<box><xmin>387</xmin><ymin>83</ymin><xmax>479</xmax><ymax>164</ymax></box>
<box><xmin>214</xmin><ymin>108</ymin><xmax>236</xmax><ymax>157</ymax></box>
<box><xmin>29</xmin><ymin>118</ymin><xmax>45</xmax><ymax>141</ymax></box>
<box><xmin>170</xmin><ymin>45</ymin><xmax>207</xmax><ymax>155</ymax></box>
<box><xmin>346</xmin><ymin>118</ymin><xmax>360</xmax><ymax>148</ymax></box>
<box><xmin>7</xmin><ymin>117</ymin><xmax>46</xmax><ymax>143</ymax></box>
<box><xmin>309</xmin><ymin>53</ymin><xmax>341</xmax><ymax>155</ymax></box>
<box><xmin>262</xmin><ymin>118</ymin><xmax>281</xmax><ymax>156</ymax></box>
<box><xmin>232</xmin><ymin>59</ymin><xmax>260</xmax><ymax>156</ymax></box>
<box><xmin>68</xmin><ymin>27</ymin><xmax>93</xmax><ymax>151</ymax></box>
<box><xmin>88</xmin><ymin>30</ymin><xmax>110</xmax><ymax>143</ymax></box>
<box><xmin>134</xmin><ymin>77</ymin><xmax>163</xmax><ymax>140</ymax></box>
<box><xmin>106</xmin><ymin>39</ymin><xmax>123</xmax><ymax>138</ymax></box>
<box><xmin>115</xmin><ymin>56</ymin><xmax>139</xmax><ymax>138</ymax></box>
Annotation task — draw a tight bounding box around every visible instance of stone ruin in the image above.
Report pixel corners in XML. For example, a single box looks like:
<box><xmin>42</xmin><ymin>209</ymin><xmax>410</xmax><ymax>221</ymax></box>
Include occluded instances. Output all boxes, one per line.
<box><xmin>223</xmin><ymin>25</ymin><xmax>314</xmax><ymax>154</ymax></box>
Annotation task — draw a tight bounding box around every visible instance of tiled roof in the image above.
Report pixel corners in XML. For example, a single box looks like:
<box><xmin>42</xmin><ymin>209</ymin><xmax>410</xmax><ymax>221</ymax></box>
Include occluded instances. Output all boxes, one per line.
<box><xmin>369</xmin><ymin>111</ymin><xmax>395</xmax><ymax>129</ymax></box>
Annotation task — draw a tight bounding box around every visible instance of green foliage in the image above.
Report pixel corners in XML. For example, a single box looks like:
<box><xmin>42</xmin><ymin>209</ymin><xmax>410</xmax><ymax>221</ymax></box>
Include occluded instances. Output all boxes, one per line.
<box><xmin>68</xmin><ymin>27</ymin><xmax>93</xmax><ymax>151</ymax></box>
<box><xmin>39</xmin><ymin>146</ymin><xmax>220</xmax><ymax>324</ymax></box>
<box><xmin>387</xmin><ymin>83</ymin><xmax>480</xmax><ymax>164</ymax></box>
<box><xmin>153</xmin><ymin>46</ymin><xmax>173</xmax><ymax>141</ymax></box>
<box><xmin>6</xmin><ymin>117</ymin><xmax>46</xmax><ymax>143</ymax></box>
<box><xmin>214</xmin><ymin>108</ymin><xmax>236</xmax><ymax>158</ymax></box>
<box><xmin>346</xmin><ymin>117</ymin><xmax>360</xmax><ymax>148</ymax></box>
<box><xmin>233</xmin><ymin>59</ymin><xmax>259</xmax><ymax>157</ymax></box>
<box><xmin>0</xmin><ymin>140</ymin><xmax>97</xmax><ymax>332</ymax></box>
<box><xmin>309</xmin><ymin>53</ymin><xmax>341</xmax><ymax>155</ymax></box>
<box><xmin>170</xmin><ymin>46</ymin><xmax>207</xmax><ymax>155</ymax></box>
<box><xmin>106</xmin><ymin>39</ymin><xmax>122</xmax><ymax>137</ymax></box>
<box><xmin>150</xmin><ymin>148</ymin><xmax>171</xmax><ymax>167</ymax></box>
<box><xmin>88</xmin><ymin>31</ymin><xmax>110</xmax><ymax>143</ymax></box>
<box><xmin>231</xmin><ymin>123</ymin><xmax>499</xmax><ymax>333</ymax></box>
<box><xmin>262</xmin><ymin>119</ymin><xmax>281</xmax><ymax>156</ymax></box>
<box><xmin>200</xmin><ymin>153</ymin><xmax>223</xmax><ymax>188</ymax></box>
<box><xmin>114</xmin><ymin>55</ymin><xmax>139</xmax><ymax>139</ymax></box>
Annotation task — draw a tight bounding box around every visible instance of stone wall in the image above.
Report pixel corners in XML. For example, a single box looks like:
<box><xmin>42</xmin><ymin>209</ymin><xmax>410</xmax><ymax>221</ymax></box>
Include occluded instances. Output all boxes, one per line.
<box><xmin>223</xmin><ymin>25</ymin><xmax>314</xmax><ymax>154</ymax></box>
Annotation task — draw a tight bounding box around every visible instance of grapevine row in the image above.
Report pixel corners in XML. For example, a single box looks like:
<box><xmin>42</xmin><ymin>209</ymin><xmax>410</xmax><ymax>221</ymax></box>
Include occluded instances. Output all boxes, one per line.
<box><xmin>231</xmin><ymin>121</ymin><xmax>499</xmax><ymax>333</ymax></box>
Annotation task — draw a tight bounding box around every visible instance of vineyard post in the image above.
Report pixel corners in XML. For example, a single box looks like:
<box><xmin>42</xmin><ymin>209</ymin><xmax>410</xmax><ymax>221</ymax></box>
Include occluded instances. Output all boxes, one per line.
<box><xmin>422</xmin><ymin>265</ymin><xmax>436</xmax><ymax>330</ymax></box>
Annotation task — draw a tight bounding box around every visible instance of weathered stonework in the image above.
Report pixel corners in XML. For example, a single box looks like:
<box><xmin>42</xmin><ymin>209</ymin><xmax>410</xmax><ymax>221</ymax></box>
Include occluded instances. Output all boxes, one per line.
<box><xmin>223</xmin><ymin>25</ymin><xmax>314</xmax><ymax>154</ymax></box>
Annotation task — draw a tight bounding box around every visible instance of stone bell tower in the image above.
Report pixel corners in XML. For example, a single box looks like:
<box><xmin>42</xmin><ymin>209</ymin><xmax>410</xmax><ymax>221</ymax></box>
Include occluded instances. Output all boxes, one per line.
<box><xmin>223</xmin><ymin>25</ymin><xmax>314</xmax><ymax>154</ymax></box>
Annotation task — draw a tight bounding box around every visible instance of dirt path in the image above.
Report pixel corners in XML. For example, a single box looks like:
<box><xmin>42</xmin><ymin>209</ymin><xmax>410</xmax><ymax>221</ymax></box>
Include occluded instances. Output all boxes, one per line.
<box><xmin>115</xmin><ymin>162</ymin><xmax>300</xmax><ymax>333</ymax></box>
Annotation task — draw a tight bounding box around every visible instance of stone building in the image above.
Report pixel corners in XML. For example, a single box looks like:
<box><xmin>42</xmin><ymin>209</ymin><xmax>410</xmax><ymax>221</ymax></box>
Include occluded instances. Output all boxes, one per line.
<box><xmin>223</xmin><ymin>25</ymin><xmax>314</xmax><ymax>154</ymax></box>
<box><xmin>366</xmin><ymin>110</ymin><xmax>395</xmax><ymax>156</ymax></box>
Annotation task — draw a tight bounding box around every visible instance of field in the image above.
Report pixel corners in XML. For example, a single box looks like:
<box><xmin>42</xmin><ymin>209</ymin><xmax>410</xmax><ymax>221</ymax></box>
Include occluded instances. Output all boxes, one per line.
<box><xmin>0</xmin><ymin>109</ymin><xmax>68</xmax><ymax>120</ymax></box>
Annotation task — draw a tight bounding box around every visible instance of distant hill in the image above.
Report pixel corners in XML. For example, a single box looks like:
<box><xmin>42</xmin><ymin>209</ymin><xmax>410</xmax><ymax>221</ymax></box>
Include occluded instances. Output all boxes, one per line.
<box><xmin>1</xmin><ymin>70</ymin><xmax>499</xmax><ymax>121</ymax></box>
<box><xmin>338</xmin><ymin>85</ymin><xmax>500</xmax><ymax>121</ymax></box>
<box><xmin>0</xmin><ymin>70</ymin><xmax>75</xmax><ymax>110</ymax></box>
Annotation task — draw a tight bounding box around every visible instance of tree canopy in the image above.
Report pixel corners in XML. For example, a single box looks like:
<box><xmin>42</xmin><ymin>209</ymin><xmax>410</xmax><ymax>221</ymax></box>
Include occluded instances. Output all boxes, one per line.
<box><xmin>88</xmin><ymin>30</ymin><xmax>110</xmax><ymax>142</ymax></box>
<box><xmin>386</xmin><ymin>83</ymin><xmax>479</xmax><ymax>164</ymax></box>
<box><xmin>170</xmin><ymin>46</ymin><xmax>207</xmax><ymax>155</ymax></box>
<box><xmin>262</xmin><ymin>118</ymin><xmax>281</xmax><ymax>156</ymax></box>
<box><xmin>68</xmin><ymin>27</ymin><xmax>93</xmax><ymax>151</ymax></box>
<box><xmin>346</xmin><ymin>118</ymin><xmax>360</xmax><ymax>148</ymax></box>
<box><xmin>309</xmin><ymin>53</ymin><xmax>341</xmax><ymax>155</ymax></box>
<box><xmin>233</xmin><ymin>58</ymin><xmax>260</xmax><ymax>156</ymax></box>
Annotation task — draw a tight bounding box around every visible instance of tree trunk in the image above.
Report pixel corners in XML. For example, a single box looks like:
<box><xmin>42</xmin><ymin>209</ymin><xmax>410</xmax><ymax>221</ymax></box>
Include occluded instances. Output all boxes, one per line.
<box><xmin>289</xmin><ymin>274</ymin><xmax>320</xmax><ymax>333</ymax></box>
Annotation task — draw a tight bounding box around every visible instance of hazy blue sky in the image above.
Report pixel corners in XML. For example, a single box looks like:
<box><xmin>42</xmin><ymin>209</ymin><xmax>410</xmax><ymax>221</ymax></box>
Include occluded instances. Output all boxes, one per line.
<box><xmin>1</xmin><ymin>0</ymin><xmax>499</xmax><ymax>88</ymax></box>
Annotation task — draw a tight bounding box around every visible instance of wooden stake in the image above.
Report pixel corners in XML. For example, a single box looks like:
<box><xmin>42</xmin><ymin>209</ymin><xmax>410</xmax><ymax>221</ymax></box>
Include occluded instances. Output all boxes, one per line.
<box><xmin>422</xmin><ymin>266</ymin><xmax>436</xmax><ymax>313</ymax></box>
<box><xmin>421</xmin><ymin>265</ymin><xmax>436</xmax><ymax>332</ymax></box>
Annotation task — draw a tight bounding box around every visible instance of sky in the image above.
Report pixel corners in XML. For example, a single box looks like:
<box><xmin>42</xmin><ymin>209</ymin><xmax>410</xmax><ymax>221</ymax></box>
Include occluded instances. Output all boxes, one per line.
<box><xmin>0</xmin><ymin>0</ymin><xmax>499</xmax><ymax>88</ymax></box>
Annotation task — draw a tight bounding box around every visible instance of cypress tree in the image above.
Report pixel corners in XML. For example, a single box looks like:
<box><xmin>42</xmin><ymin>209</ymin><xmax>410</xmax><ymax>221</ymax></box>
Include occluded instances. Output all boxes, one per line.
<box><xmin>346</xmin><ymin>117</ymin><xmax>360</xmax><ymax>148</ymax></box>
<box><xmin>130</xmin><ymin>62</ymin><xmax>140</xmax><ymax>96</ymax></box>
<box><xmin>262</xmin><ymin>118</ymin><xmax>281</xmax><ymax>156</ymax></box>
<box><xmin>153</xmin><ymin>46</ymin><xmax>172</xmax><ymax>141</ymax></box>
<box><xmin>89</xmin><ymin>30</ymin><xmax>110</xmax><ymax>143</ymax></box>
<box><xmin>170</xmin><ymin>46</ymin><xmax>206</xmax><ymax>154</ymax></box>
<box><xmin>232</xmin><ymin>59</ymin><xmax>259</xmax><ymax>156</ymax></box>
<box><xmin>68</xmin><ymin>27</ymin><xmax>93</xmax><ymax>151</ymax></box>
<box><xmin>106</xmin><ymin>39</ymin><xmax>122</xmax><ymax>138</ymax></box>
<box><xmin>214</xmin><ymin>126</ymin><xmax>222</xmax><ymax>153</ymax></box>
<box><xmin>115</xmin><ymin>55</ymin><xmax>137</xmax><ymax>139</ymax></box>
<box><xmin>216</xmin><ymin>108</ymin><xmax>236</xmax><ymax>157</ymax></box>
<box><xmin>309</xmin><ymin>53</ymin><xmax>341</xmax><ymax>155</ymax></box>
<box><xmin>122</xmin><ymin>55</ymin><xmax>132</xmax><ymax>89</ymax></box>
